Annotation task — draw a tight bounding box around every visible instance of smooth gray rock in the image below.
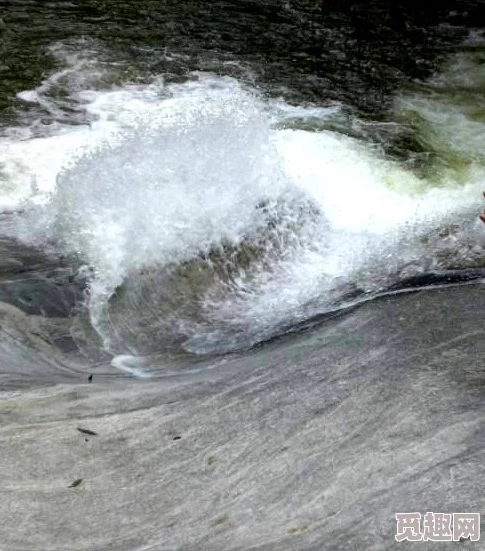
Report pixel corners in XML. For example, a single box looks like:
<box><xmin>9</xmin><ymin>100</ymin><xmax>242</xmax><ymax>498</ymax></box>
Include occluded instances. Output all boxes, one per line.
<box><xmin>1</xmin><ymin>284</ymin><xmax>484</xmax><ymax>550</ymax></box>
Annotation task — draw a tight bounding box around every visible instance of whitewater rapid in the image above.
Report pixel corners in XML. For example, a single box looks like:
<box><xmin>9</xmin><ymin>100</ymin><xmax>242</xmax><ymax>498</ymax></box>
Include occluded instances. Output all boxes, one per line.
<box><xmin>1</xmin><ymin>45</ymin><xmax>485</xmax><ymax>361</ymax></box>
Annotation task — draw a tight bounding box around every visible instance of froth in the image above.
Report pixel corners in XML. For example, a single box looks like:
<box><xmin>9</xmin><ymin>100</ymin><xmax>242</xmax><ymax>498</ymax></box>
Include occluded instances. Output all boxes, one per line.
<box><xmin>3</xmin><ymin>67</ymin><xmax>485</xmax><ymax>355</ymax></box>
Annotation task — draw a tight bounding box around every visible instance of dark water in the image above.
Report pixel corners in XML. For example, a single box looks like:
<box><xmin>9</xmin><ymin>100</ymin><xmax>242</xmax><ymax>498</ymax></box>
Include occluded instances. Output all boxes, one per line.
<box><xmin>0</xmin><ymin>1</ymin><xmax>480</xmax><ymax>117</ymax></box>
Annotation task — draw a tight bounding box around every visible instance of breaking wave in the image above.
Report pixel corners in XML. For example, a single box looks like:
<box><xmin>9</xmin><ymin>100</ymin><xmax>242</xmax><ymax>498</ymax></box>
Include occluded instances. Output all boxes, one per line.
<box><xmin>3</xmin><ymin>45</ymin><xmax>485</xmax><ymax>358</ymax></box>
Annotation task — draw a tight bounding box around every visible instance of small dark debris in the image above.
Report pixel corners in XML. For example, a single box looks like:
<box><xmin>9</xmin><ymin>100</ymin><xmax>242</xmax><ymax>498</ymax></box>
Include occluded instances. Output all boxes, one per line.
<box><xmin>77</xmin><ymin>427</ymin><xmax>98</xmax><ymax>436</ymax></box>
<box><xmin>172</xmin><ymin>436</ymin><xmax>182</xmax><ymax>441</ymax></box>
<box><xmin>68</xmin><ymin>478</ymin><xmax>83</xmax><ymax>488</ymax></box>
<box><xmin>88</xmin><ymin>374</ymin><xmax>93</xmax><ymax>382</ymax></box>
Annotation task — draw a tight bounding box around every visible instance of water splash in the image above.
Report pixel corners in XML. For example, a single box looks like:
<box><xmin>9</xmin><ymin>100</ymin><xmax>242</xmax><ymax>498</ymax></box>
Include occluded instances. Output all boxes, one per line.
<box><xmin>3</xmin><ymin>55</ymin><xmax>485</xmax><ymax>356</ymax></box>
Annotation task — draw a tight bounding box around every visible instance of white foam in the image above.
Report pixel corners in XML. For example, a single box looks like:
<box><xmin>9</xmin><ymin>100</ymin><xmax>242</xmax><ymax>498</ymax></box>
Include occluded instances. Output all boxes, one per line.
<box><xmin>111</xmin><ymin>355</ymin><xmax>153</xmax><ymax>378</ymax></box>
<box><xmin>2</xmin><ymin>61</ymin><xmax>485</xmax><ymax>354</ymax></box>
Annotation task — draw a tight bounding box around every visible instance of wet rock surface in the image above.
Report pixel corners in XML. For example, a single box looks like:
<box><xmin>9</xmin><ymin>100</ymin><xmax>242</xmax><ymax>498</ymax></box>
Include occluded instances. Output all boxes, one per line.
<box><xmin>1</xmin><ymin>283</ymin><xmax>484</xmax><ymax>549</ymax></box>
<box><xmin>0</xmin><ymin>235</ymin><xmax>84</xmax><ymax>317</ymax></box>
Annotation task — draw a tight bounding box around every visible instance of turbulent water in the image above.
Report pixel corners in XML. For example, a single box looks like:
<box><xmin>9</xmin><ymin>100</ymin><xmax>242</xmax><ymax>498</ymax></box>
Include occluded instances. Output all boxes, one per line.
<box><xmin>1</xmin><ymin>3</ymin><xmax>485</xmax><ymax>365</ymax></box>
<box><xmin>2</xmin><ymin>32</ymin><xmax>485</xmax><ymax>368</ymax></box>
<box><xmin>2</xmin><ymin>3</ymin><xmax>485</xmax><ymax>551</ymax></box>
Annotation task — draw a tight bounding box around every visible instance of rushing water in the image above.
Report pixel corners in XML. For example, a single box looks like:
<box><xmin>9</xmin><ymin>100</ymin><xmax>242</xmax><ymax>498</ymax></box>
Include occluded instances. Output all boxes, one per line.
<box><xmin>3</xmin><ymin>4</ymin><xmax>485</xmax><ymax>551</ymax></box>
<box><xmin>1</xmin><ymin>2</ymin><xmax>485</xmax><ymax>367</ymax></box>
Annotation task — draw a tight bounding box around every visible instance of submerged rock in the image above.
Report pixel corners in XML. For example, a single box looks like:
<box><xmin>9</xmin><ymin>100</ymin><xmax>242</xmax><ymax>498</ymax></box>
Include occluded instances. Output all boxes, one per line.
<box><xmin>0</xmin><ymin>236</ymin><xmax>85</xmax><ymax>318</ymax></box>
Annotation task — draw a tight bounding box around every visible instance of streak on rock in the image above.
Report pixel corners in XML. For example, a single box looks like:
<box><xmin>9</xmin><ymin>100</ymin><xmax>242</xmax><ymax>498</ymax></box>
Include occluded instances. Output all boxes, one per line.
<box><xmin>77</xmin><ymin>427</ymin><xmax>98</xmax><ymax>436</ymax></box>
<box><xmin>212</xmin><ymin>516</ymin><xmax>230</xmax><ymax>527</ymax></box>
<box><xmin>287</xmin><ymin>524</ymin><xmax>309</xmax><ymax>534</ymax></box>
